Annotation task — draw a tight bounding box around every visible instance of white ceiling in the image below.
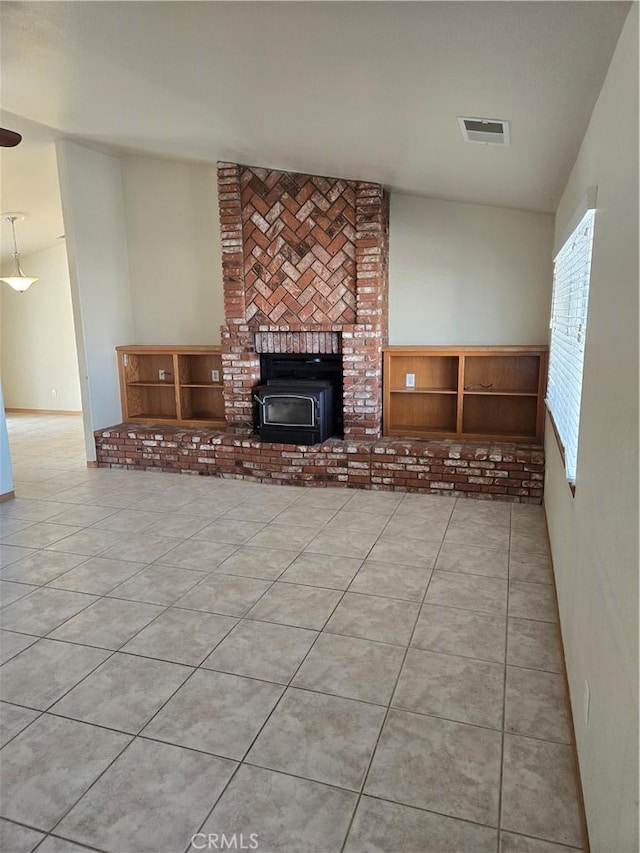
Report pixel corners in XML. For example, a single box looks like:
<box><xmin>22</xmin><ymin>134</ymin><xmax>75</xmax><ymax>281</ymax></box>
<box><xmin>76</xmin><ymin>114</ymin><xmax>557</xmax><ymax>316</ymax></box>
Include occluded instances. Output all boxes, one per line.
<box><xmin>0</xmin><ymin>1</ymin><xmax>630</xmax><ymax>261</ymax></box>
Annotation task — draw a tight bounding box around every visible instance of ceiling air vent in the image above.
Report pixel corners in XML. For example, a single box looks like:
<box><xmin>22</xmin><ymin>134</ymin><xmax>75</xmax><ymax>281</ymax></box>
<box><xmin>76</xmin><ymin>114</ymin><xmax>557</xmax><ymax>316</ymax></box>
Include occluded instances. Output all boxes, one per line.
<box><xmin>458</xmin><ymin>117</ymin><xmax>510</xmax><ymax>145</ymax></box>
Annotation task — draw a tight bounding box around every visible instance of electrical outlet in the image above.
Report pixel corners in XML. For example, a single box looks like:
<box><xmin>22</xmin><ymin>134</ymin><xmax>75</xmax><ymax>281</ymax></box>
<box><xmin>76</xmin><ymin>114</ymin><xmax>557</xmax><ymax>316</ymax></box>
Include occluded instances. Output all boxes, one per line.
<box><xmin>51</xmin><ymin>389</ymin><xmax>57</xmax><ymax>398</ymax></box>
<box><xmin>158</xmin><ymin>369</ymin><xmax>166</xmax><ymax>381</ymax></box>
<box><xmin>405</xmin><ymin>373</ymin><xmax>416</xmax><ymax>388</ymax></box>
<box><xmin>583</xmin><ymin>680</ymin><xmax>590</xmax><ymax>726</ymax></box>
<box><xmin>211</xmin><ymin>369</ymin><xmax>220</xmax><ymax>383</ymax></box>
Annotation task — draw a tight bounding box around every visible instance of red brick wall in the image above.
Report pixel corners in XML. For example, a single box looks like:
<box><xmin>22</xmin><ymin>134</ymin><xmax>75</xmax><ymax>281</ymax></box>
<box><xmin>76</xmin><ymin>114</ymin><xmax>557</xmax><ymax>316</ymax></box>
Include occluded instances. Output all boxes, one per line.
<box><xmin>253</xmin><ymin>330</ymin><xmax>341</xmax><ymax>354</ymax></box>
<box><xmin>241</xmin><ymin>167</ymin><xmax>357</xmax><ymax>326</ymax></box>
<box><xmin>95</xmin><ymin>425</ymin><xmax>544</xmax><ymax>504</ymax></box>
<box><xmin>344</xmin><ymin>183</ymin><xmax>389</xmax><ymax>438</ymax></box>
<box><xmin>217</xmin><ymin>163</ymin><xmax>246</xmax><ymax>325</ymax></box>
<box><xmin>216</xmin><ymin>162</ymin><xmax>389</xmax><ymax>438</ymax></box>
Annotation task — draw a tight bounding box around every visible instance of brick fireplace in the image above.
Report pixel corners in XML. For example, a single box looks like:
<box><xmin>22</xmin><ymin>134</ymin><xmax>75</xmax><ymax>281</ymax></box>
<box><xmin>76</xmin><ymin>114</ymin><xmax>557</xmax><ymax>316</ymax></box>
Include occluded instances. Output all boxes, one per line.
<box><xmin>95</xmin><ymin>160</ymin><xmax>545</xmax><ymax>503</ymax></box>
<box><xmin>217</xmin><ymin>162</ymin><xmax>389</xmax><ymax>439</ymax></box>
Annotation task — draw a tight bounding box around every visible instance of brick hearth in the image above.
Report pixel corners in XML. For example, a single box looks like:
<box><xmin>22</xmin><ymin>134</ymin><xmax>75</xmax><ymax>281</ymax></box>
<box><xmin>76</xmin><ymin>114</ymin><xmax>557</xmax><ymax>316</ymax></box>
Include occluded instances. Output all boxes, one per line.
<box><xmin>95</xmin><ymin>425</ymin><xmax>544</xmax><ymax>504</ymax></box>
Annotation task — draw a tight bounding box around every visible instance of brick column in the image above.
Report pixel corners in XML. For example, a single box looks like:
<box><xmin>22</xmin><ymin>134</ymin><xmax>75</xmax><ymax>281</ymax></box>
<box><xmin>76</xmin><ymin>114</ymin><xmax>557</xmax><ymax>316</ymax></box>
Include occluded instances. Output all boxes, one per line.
<box><xmin>217</xmin><ymin>162</ymin><xmax>389</xmax><ymax>439</ymax></box>
<box><xmin>220</xmin><ymin>325</ymin><xmax>260</xmax><ymax>432</ymax></box>
<box><xmin>218</xmin><ymin>163</ymin><xmax>256</xmax><ymax>431</ymax></box>
<box><xmin>217</xmin><ymin>162</ymin><xmax>245</xmax><ymax>324</ymax></box>
<box><xmin>343</xmin><ymin>184</ymin><xmax>389</xmax><ymax>439</ymax></box>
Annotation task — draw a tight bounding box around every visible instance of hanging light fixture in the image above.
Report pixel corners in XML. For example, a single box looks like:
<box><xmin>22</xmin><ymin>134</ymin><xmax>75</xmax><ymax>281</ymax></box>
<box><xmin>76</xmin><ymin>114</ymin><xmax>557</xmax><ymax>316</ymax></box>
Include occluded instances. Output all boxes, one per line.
<box><xmin>1</xmin><ymin>214</ymin><xmax>38</xmax><ymax>292</ymax></box>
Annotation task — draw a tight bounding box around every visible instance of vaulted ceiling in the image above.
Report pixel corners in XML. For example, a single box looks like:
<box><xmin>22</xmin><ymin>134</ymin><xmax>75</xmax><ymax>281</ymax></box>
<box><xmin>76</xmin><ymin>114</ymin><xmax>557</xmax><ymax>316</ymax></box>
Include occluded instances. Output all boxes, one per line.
<box><xmin>0</xmin><ymin>1</ymin><xmax>630</xmax><ymax>260</ymax></box>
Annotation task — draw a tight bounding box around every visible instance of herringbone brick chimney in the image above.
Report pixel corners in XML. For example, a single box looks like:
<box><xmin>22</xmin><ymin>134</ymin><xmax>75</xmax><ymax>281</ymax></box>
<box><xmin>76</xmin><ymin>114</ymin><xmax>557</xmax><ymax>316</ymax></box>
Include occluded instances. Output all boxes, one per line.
<box><xmin>217</xmin><ymin>162</ymin><xmax>389</xmax><ymax>439</ymax></box>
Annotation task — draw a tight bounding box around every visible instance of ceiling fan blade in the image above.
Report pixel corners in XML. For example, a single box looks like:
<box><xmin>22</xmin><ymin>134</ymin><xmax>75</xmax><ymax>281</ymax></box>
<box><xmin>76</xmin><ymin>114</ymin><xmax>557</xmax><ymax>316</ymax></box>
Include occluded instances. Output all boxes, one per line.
<box><xmin>0</xmin><ymin>128</ymin><xmax>22</xmax><ymax>147</ymax></box>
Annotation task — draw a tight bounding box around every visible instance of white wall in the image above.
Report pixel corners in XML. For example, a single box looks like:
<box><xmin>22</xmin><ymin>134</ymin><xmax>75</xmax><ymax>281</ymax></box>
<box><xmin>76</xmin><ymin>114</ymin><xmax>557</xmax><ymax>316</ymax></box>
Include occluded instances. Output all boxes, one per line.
<box><xmin>0</xmin><ymin>383</ymin><xmax>14</xmax><ymax>498</ymax></box>
<box><xmin>121</xmin><ymin>157</ymin><xmax>224</xmax><ymax>345</ymax></box>
<box><xmin>544</xmin><ymin>7</ymin><xmax>638</xmax><ymax>852</ymax></box>
<box><xmin>117</xmin><ymin>160</ymin><xmax>554</xmax><ymax>351</ymax></box>
<box><xmin>388</xmin><ymin>195</ymin><xmax>553</xmax><ymax>345</ymax></box>
<box><xmin>120</xmin><ymin>164</ymin><xmax>555</xmax><ymax>350</ymax></box>
<box><xmin>1</xmin><ymin>243</ymin><xmax>82</xmax><ymax>411</ymax></box>
<box><xmin>57</xmin><ymin>140</ymin><xmax>135</xmax><ymax>461</ymax></box>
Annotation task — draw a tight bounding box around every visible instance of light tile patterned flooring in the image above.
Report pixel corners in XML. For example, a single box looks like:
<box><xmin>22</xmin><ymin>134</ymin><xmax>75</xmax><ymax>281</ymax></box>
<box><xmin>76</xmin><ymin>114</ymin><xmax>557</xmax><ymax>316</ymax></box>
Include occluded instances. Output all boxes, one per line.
<box><xmin>0</xmin><ymin>414</ymin><xmax>585</xmax><ymax>853</ymax></box>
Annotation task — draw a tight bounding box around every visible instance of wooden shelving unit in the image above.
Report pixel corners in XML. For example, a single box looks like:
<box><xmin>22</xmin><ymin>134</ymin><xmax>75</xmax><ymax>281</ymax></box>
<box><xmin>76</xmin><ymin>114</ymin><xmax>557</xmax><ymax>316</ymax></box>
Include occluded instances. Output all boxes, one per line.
<box><xmin>383</xmin><ymin>346</ymin><xmax>548</xmax><ymax>442</ymax></box>
<box><xmin>116</xmin><ymin>345</ymin><xmax>225</xmax><ymax>426</ymax></box>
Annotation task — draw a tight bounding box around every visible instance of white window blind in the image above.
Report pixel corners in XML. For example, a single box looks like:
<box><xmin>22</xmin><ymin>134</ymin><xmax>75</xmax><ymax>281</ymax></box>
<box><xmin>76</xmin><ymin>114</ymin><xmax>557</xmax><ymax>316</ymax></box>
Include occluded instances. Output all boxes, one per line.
<box><xmin>547</xmin><ymin>205</ymin><xmax>595</xmax><ymax>484</ymax></box>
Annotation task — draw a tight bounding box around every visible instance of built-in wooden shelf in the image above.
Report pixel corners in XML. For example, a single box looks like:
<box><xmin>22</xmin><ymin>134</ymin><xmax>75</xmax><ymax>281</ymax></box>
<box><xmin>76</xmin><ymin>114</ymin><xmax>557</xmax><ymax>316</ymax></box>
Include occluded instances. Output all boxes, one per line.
<box><xmin>127</xmin><ymin>381</ymin><xmax>176</xmax><ymax>388</ymax></box>
<box><xmin>463</xmin><ymin>390</ymin><xmax>539</xmax><ymax>397</ymax></box>
<box><xmin>117</xmin><ymin>345</ymin><xmax>225</xmax><ymax>427</ymax></box>
<box><xmin>383</xmin><ymin>346</ymin><xmax>548</xmax><ymax>442</ymax></box>
<box><xmin>390</xmin><ymin>388</ymin><xmax>458</xmax><ymax>395</ymax></box>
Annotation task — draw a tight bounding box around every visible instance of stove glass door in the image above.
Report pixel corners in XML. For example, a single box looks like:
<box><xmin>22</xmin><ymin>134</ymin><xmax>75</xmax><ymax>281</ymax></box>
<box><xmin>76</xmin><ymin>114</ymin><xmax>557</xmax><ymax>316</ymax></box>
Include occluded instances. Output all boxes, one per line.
<box><xmin>263</xmin><ymin>394</ymin><xmax>315</xmax><ymax>427</ymax></box>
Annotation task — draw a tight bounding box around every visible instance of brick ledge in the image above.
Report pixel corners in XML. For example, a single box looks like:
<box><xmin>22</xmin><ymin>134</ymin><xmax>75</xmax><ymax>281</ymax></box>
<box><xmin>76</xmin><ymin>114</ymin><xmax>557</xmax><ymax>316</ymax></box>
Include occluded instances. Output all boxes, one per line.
<box><xmin>94</xmin><ymin>424</ymin><xmax>544</xmax><ymax>504</ymax></box>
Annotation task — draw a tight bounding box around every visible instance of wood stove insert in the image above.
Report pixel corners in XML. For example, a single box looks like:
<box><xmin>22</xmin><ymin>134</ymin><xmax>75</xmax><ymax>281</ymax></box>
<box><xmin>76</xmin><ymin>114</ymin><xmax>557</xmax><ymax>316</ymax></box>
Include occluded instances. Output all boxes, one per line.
<box><xmin>254</xmin><ymin>354</ymin><xmax>342</xmax><ymax>444</ymax></box>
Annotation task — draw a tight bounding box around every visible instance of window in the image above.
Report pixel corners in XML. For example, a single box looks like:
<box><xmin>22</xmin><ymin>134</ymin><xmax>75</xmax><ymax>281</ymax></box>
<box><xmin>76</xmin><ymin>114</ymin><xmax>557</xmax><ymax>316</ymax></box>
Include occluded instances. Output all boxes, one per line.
<box><xmin>546</xmin><ymin>192</ymin><xmax>596</xmax><ymax>486</ymax></box>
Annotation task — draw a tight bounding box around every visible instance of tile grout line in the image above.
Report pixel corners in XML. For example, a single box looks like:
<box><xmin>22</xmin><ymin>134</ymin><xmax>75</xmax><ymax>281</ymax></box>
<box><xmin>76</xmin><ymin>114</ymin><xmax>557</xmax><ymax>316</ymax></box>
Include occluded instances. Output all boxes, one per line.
<box><xmin>18</xmin><ymin>670</ymin><xmax>577</xmax><ymax>750</ymax></box>
<box><xmin>2</xmin><ymin>548</ymin><xmax>560</xmax><ymax>672</ymax></box>
<box><xmin>0</xmin><ymin>585</ymin><xmax>181</xmax><ymax>749</ymax></box>
<box><xmin>180</xmin><ymin>539</ymin><xmax>362</xmax><ymax>851</ymax></box>
<box><xmin>0</xmin><ymin>816</ymin><xmax>107</xmax><ymax>853</ymax></box>
<box><xmin>40</xmin><ymin>591</ymin><xmax>236</xmax><ymax>848</ymax></box>
<box><xmin>180</xmin><ymin>490</ymin><xmax>411</xmax><ymax>853</ymax></box>
<box><xmin>0</xmin><ymin>521</ymin><xmax>249</xmax><ymax>753</ymax></box>
<box><xmin>3</xmin><ymin>536</ymin><xmax>570</xmax><ymax>775</ymax></box>
<box><xmin>4</xmin><ymin>493</ymin><xmax>352</xmax><ymax>850</ymax></box>
<box><xmin>338</xmin><ymin>494</ymin><xmax>462</xmax><ymax>853</ymax></box>
<box><xmin>2</xmin><ymin>442</ymin><xmax>562</xmax><ymax>852</ymax></box>
<box><xmin>2</xmin><ymin>552</ymin><xmax>183</xmax><ymax>644</ymax></box>
<box><xmin>1</xmin><ymin>549</ymin><xmax>110</xmax><ymax>590</ymax></box>
<box><xmin>495</xmin><ymin>501</ymin><xmax>514</xmax><ymax>852</ymax></box>
<box><xmin>0</xmin><ymin>782</ymin><xmax>586</xmax><ymax>853</ymax></box>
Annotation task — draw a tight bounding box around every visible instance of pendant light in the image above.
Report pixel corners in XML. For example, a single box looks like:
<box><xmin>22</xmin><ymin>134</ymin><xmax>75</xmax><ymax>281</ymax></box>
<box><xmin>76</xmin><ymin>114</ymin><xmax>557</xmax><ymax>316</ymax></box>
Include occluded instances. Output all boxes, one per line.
<box><xmin>1</xmin><ymin>214</ymin><xmax>38</xmax><ymax>292</ymax></box>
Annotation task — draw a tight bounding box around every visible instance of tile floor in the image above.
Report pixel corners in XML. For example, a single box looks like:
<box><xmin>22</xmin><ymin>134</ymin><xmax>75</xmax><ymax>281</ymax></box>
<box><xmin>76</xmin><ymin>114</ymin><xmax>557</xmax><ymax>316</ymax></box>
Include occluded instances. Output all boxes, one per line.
<box><xmin>0</xmin><ymin>414</ymin><xmax>585</xmax><ymax>853</ymax></box>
